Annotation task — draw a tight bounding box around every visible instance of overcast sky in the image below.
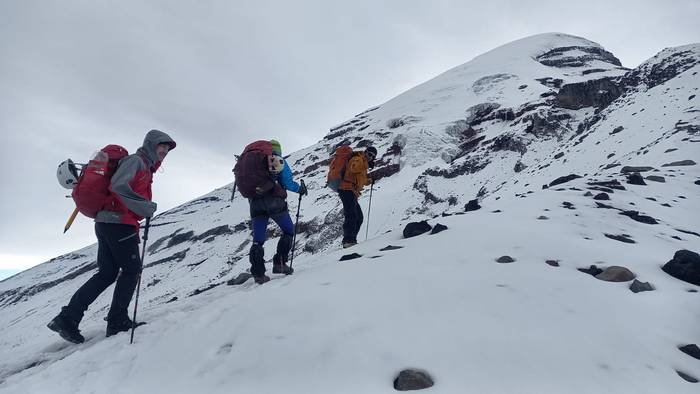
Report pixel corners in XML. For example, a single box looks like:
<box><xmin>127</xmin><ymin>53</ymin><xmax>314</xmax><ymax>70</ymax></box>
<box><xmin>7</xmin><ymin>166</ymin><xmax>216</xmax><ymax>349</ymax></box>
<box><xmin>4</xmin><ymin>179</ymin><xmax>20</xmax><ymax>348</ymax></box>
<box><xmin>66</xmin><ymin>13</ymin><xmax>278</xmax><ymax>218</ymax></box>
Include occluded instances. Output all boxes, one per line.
<box><xmin>1</xmin><ymin>0</ymin><xmax>698</xmax><ymax>279</ymax></box>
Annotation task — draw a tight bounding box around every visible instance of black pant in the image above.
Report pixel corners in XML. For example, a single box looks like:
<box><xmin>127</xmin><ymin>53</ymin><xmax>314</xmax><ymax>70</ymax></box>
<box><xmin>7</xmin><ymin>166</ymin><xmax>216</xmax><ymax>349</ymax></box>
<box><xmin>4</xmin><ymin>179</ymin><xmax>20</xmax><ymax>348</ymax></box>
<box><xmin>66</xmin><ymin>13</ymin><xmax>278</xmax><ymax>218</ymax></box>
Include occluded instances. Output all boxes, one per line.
<box><xmin>62</xmin><ymin>223</ymin><xmax>142</xmax><ymax>324</ymax></box>
<box><xmin>338</xmin><ymin>190</ymin><xmax>363</xmax><ymax>243</ymax></box>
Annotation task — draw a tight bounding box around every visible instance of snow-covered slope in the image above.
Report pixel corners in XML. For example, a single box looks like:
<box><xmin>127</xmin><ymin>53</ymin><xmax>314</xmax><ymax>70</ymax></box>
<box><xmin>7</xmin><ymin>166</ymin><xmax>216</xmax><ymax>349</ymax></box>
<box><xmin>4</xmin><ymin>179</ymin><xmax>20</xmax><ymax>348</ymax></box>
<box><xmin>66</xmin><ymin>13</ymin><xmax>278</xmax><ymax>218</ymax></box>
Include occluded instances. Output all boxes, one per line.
<box><xmin>1</xmin><ymin>33</ymin><xmax>699</xmax><ymax>393</ymax></box>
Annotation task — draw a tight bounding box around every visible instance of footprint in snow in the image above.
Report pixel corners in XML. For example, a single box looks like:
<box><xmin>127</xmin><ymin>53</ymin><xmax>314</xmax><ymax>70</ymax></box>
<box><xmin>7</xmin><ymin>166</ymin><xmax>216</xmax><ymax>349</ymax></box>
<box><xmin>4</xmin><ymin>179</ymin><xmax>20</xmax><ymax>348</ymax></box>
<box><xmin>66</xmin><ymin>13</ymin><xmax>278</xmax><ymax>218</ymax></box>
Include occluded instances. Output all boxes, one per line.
<box><xmin>216</xmin><ymin>343</ymin><xmax>233</xmax><ymax>356</ymax></box>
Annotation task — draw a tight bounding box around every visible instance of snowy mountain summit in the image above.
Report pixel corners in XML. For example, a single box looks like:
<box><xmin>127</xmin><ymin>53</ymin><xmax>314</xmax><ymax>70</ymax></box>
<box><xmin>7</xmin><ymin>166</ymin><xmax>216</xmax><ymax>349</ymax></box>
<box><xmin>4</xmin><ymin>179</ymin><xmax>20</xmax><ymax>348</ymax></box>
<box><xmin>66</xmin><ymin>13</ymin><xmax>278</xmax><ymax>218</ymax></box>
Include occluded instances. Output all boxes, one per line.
<box><xmin>1</xmin><ymin>33</ymin><xmax>699</xmax><ymax>393</ymax></box>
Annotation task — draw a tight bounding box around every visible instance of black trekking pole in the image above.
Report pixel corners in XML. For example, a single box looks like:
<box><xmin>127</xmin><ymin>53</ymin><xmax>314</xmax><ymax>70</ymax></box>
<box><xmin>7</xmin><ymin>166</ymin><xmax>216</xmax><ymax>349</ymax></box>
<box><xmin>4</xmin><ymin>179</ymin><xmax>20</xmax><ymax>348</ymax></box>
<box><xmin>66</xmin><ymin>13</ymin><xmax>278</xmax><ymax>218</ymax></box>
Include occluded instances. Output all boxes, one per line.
<box><xmin>365</xmin><ymin>181</ymin><xmax>374</xmax><ymax>241</ymax></box>
<box><xmin>288</xmin><ymin>180</ymin><xmax>304</xmax><ymax>272</ymax></box>
<box><xmin>230</xmin><ymin>181</ymin><xmax>237</xmax><ymax>202</ymax></box>
<box><xmin>130</xmin><ymin>217</ymin><xmax>150</xmax><ymax>344</ymax></box>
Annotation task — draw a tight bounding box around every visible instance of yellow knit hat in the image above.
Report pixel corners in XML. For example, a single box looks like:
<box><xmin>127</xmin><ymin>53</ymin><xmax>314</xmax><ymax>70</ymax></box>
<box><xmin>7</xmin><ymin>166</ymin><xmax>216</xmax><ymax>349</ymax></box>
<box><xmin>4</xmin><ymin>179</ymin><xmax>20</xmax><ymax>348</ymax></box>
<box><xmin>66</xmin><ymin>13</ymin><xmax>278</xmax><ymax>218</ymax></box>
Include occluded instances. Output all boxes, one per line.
<box><xmin>270</xmin><ymin>139</ymin><xmax>282</xmax><ymax>155</ymax></box>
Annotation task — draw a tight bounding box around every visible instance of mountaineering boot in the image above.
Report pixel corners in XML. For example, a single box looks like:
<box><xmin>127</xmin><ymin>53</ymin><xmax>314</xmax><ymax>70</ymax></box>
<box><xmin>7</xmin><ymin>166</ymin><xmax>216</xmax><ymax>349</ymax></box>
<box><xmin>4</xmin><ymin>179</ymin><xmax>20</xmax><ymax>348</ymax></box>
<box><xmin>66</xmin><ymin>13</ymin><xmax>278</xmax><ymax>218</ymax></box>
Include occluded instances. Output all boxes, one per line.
<box><xmin>106</xmin><ymin>316</ymin><xmax>146</xmax><ymax>337</ymax></box>
<box><xmin>272</xmin><ymin>254</ymin><xmax>293</xmax><ymax>275</ymax></box>
<box><xmin>47</xmin><ymin>313</ymin><xmax>85</xmax><ymax>344</ymax></box>
<box><xmin>254</xmin><ymin>275</ymin><xmax>271</xmax><ymax>284</ymax></box>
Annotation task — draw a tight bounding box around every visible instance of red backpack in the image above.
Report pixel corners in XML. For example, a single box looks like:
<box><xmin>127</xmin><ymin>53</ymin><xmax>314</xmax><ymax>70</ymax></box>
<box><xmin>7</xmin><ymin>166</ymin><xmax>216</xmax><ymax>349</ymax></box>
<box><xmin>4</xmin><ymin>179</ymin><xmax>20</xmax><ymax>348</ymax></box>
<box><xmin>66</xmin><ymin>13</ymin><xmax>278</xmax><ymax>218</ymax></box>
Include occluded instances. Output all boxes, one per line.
<box><xmin>233</xmin><ymin>140</ymin><xmax>282</xmax><ymax>198</ymax></box>
<box><xmin>72</xmin><ymin>145</ymin><xmax>129</xmax><ymax>218</ymax></box>
<box><xmin>326</xmin><ymin>145</ymin><xmax>353</xmax><ymax>191</ymax></box>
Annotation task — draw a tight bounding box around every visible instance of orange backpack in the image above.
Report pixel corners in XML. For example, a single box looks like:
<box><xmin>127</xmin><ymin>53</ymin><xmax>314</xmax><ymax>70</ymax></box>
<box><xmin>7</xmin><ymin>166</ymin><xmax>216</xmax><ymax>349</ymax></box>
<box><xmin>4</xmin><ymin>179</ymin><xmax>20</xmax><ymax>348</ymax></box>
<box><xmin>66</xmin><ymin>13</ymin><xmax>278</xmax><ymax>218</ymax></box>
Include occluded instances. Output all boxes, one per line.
<box><xmin>326</xmin><ymin>145</ymin><xmax>353</xmax><ymax>191</ymax></box>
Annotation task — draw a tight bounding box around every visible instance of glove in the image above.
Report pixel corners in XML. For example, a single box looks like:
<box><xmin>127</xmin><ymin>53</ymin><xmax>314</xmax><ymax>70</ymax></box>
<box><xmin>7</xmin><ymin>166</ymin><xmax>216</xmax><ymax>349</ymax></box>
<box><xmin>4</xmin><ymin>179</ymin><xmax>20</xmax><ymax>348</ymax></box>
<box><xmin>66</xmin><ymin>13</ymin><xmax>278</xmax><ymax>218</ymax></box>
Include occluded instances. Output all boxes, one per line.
<box><xmin>298</xmin><ymin>180</ymin><xmax>308</xmax><ymax>196</ymax></box>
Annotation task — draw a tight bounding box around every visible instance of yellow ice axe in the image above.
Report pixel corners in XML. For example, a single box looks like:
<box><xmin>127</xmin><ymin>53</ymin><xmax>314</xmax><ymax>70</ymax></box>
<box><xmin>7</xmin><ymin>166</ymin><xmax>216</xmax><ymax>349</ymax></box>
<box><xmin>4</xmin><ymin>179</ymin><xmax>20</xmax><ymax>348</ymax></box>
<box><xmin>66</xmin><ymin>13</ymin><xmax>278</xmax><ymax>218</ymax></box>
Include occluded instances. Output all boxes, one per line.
<box><xmin>64</xmin><ymin>207</ymin><xmax>79</xmax><ymax>233</ymax></box>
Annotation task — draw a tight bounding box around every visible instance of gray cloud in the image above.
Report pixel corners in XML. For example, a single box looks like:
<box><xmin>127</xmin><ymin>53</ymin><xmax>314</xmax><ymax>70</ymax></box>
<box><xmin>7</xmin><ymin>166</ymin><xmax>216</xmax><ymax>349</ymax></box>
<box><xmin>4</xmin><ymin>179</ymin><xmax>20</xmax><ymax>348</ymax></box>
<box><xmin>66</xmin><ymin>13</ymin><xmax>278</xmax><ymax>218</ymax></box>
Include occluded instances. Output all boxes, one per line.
<box><xmin>1</xmin><ymin>0</ymin><xmax>698</xmax><ymax>268</ymax></box>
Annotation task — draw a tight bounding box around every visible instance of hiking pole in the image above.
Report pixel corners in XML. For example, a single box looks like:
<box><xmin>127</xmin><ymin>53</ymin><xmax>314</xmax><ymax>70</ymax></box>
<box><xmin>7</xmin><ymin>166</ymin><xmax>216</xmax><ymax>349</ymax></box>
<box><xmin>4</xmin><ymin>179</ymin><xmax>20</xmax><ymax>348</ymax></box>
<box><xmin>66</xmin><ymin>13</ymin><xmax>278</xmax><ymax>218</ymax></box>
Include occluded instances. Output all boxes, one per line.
<box><xmin>365</xmin><ymin>181</ymin><xmax>374</xmax><ymax>241</ymax></box>
<box><xmin>230</xmin><ymin>155</ymin><xmax>240</xmax><ymax>202</ymax></box>
<box><xmin>288</xmin><ymin>180</ymin><xmax>304</xmax><ymax>272</ymax></box>
<box><xmin>130</xmin><ymin>217</ymin><xmax>150</xmax><ymax>344</ymax></box>
<box><xmin>63</xmin><ymin>207</ymin><xmax>79</xmax><ymax>234</ymax></box>
<box><xmin>230</xmin><ymin>181</ymin><xmax>237</xmax><ymax>202</ymax></box>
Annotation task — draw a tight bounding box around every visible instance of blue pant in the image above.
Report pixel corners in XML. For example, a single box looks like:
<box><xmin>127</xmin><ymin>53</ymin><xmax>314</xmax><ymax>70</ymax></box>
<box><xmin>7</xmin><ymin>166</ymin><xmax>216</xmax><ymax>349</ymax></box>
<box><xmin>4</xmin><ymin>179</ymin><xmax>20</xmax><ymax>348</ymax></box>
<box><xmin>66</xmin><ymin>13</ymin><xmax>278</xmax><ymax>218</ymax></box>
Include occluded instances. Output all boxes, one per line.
<box><xmin>248</xmin><ymin>196</ymin><xmax>295</xmax><ymax>276</ymax></box>
<box><xmin>252</xmin><ymin>213</ymin><xmax>294</xmax><ymax>243</ymax></box>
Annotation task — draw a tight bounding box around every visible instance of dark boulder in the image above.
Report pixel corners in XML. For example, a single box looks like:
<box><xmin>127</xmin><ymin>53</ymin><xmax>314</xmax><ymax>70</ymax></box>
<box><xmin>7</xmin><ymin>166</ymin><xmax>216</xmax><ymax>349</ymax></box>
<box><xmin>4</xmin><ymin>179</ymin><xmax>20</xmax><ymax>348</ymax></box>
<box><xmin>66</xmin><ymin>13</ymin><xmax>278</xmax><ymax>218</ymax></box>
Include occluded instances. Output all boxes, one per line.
<box><xmin>465</xmin><ymin>199</ymin><xmax>481</xmax><ymax>212</ymax></box>
<box><xmin>578</xmin><ymin>265</ymin><xmax>604</xmax><ymax>276</ymax></box>
<box><xmin>679</xmin><ymin>344</ymin><xmax>700</xmax><ymax>360</ymax></box>
<box><xmin>629</xmin><ymin>280</ymin><xmax>655</xmax><ymax>293</ymax></box>
<box><xmin>645</xmin><ymin>175</ymin><xmax>665</xmax><ymax>183</ymax></box>
<box><xmin>604</xmin><ymin>234</ymin><xmax>636</xmax><ymax>244</ymax></box>
<box><xmin>431</xmin><ymin>223</ymin><xmax>448</xmax><ymax>235</ymax></box>
<box><xmin>545</xmin><ymin>260</ymin><xmax>560</xmax><ymax>267</ymax></box>
<box><xmin>676</xmin><ymin>370</ymin><xmax>699</xmax><ymax>383</ymax></box>
<box><xmin>549</xmin><ymin>174</ymin><xmax>582</xmax><ymax>187</ymax></box>
<box><xmin>611</xmin><ymin>126</ymin><xmax>624</xmax><ymax>134</ymax></box>
<box><xmin>621</xmin><ymin>166</ymin><xmax>654</xmax><ymax>173</ymax></box>
<box><xmin>380</xmin><ymin>245</ymin><xmax>404</xmax><ymax>251</ymax></box>
<box><xmin>496</xmin><ymin>256</ymin><xmax>516</xmax><ymax>263</ymax></box>
<box><xmin>393</xmin><ymin>369</ymin><xmax>434</xmax><ymax>391</ymax></box>
<box><xmin>627</xmin><ymin>173</ymin><xmax>646</xmax><ymax>185</ymax></box>
<box><xmin>619</xmin><ymin>210</ymin><xmax>658</xmax><ymax>224</ymax></box>
<box><xmin>339</xmin><ymin>253</ymin><xmax>362</xmax><ymax>261</ymax></box>
<box><xmin>662</xmin><ymin>160</ymin><xmax>696</xmax><ymax>167</ymax></box>
<box><xmin>595</xmin><ymin>266</ymin><xmax>636</xmax><ymax>282</ymax></box>
<box><xmin>403</xmin><ymin>221</ymin><xmax>432</xmax><ymax>238</ymax></box>
<box><xmin>662</xmin><ymin>249</ymin><xmax>700</xmax><ymax>286</ymax></box>
<box><xmin>593</xmin><ymin>193</ymin><xmax>610</xmax><ymax>200</ymax></box>
<box><xmin>587</xmin><ymin>180</ymin><xmax>626</xmax><ymax>190</ymax></box>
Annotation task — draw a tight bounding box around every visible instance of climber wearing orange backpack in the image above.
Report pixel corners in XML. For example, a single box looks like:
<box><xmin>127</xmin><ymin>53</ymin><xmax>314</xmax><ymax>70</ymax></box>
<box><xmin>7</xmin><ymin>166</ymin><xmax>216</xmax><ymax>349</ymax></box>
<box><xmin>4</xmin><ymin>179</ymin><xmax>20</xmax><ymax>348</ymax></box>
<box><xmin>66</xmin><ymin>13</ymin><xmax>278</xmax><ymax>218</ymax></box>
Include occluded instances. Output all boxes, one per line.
<box><xmin>328</xmin><ymin>145</ymin><xmax>377</xmax><ymax>248</ymax></box>
<box><xmin>49</xmin><ymin>130</ymin><xmax>176</xmax><ymax>344</ymax></box>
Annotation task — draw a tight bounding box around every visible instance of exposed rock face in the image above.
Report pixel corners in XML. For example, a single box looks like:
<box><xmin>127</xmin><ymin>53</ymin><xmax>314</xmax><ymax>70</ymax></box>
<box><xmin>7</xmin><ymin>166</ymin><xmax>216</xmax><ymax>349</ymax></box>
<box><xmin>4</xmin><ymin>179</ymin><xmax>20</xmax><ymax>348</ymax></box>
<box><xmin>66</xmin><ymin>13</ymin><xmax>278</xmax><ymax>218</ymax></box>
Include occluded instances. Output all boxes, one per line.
<box><xmin>623</xmin><ymin>48</ymin><xmax>699</xmax><ymax>88</ymax></box>
<box><xmin>556</xmin><ymin>77</ymin><xmax>624</xmax><ymax>109</ymax></box>
<box><xmin>465</xmin><ymin>102</ymin><xmax>501</xmax><ymax>126</ymax></box>
<box><xmin>536</xmin><ymin>45</ymin><xmax>623</xmax><ymax>68</ymax></box>
<box><xmin>491</xmin><ymin>134</ymin><xmax>528</xmax><ymax>154</ymax></box>
<box><xmin>524</xmin><ymin>111</ymin><xmax>572</xmax><ymax>137</ymax></box>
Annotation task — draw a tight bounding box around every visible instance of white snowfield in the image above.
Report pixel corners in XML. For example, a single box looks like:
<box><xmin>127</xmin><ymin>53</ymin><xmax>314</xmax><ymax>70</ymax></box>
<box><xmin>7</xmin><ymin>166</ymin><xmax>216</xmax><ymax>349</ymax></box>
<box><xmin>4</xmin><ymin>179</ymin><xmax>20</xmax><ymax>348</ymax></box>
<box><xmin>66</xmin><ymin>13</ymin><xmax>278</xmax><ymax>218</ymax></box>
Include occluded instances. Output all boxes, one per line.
<box><xmin>1</xmin><ymin>33</ymin><xmax>698</xmax><ymax>394</ymax></box>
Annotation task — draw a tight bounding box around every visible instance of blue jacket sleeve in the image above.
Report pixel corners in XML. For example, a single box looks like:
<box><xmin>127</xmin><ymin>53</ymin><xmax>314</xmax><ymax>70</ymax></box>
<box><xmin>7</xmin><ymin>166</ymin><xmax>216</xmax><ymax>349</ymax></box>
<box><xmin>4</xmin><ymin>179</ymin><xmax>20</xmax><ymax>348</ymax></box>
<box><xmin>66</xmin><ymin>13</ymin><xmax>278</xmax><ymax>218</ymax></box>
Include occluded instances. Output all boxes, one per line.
<box><xmin>278</xmin><ymin>161</ymin><xmax>300</xmax><ymax>193</ymax></box>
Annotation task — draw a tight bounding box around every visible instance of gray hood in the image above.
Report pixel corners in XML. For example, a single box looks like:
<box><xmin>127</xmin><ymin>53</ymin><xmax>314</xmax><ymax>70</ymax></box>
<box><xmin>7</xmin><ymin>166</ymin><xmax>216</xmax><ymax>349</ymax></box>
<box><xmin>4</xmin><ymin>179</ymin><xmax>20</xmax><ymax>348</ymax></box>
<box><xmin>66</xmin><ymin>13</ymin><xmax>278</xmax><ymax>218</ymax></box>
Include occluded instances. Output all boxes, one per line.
<box><xmin>137</xmin><ymin>129</ymin><xmax>176</xmax><ymax>167</ymax></box>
